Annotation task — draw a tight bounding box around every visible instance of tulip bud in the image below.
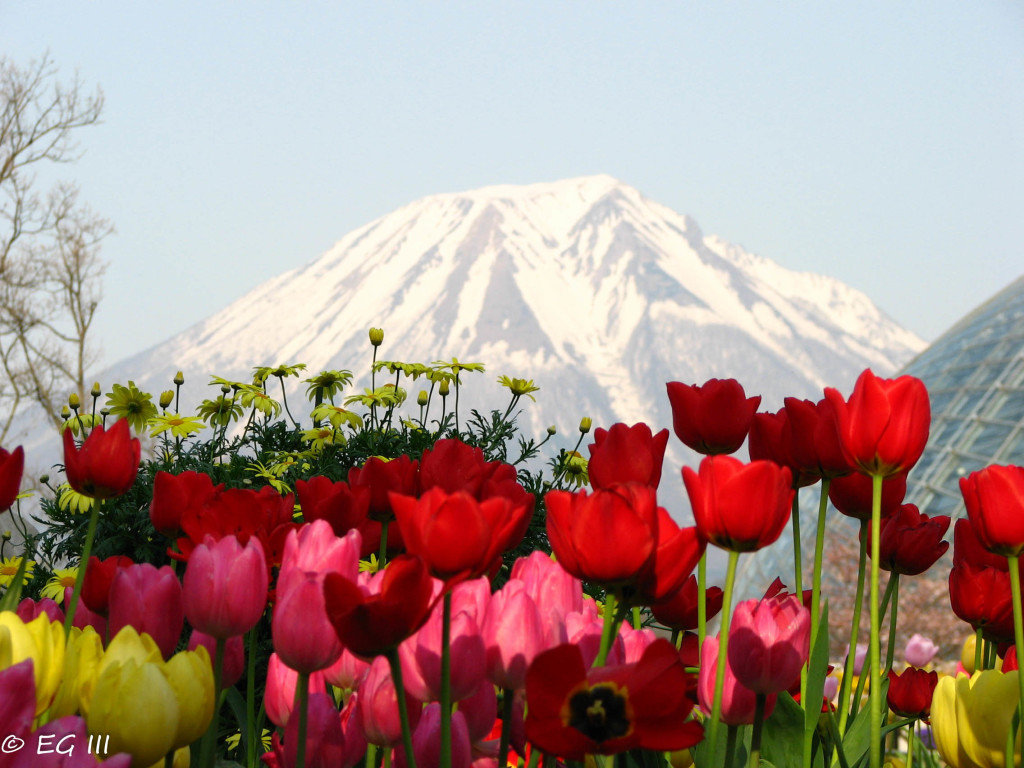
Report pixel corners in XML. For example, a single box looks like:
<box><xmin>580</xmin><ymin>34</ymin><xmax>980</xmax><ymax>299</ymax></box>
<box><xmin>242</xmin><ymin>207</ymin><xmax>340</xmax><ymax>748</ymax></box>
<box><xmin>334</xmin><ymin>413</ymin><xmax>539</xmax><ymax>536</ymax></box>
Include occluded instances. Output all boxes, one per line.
<box><xmin>579</xmin><ymin>417</ymin><xmax>592</xmax><ymax>434</ymax></box>
<box><xmin>369</xmin><ymin>327</ymin><xmax>384</xmax><ymax>347</ymax></box>
<box><xmin>159</xmin><ymin>390</ymin><xmax>175</xmax><ymax>409</ymax></box>
<box><xmin>173</xmin><ymin>371</ymin><xmax>184</xmax><ymax>386</ymax></box>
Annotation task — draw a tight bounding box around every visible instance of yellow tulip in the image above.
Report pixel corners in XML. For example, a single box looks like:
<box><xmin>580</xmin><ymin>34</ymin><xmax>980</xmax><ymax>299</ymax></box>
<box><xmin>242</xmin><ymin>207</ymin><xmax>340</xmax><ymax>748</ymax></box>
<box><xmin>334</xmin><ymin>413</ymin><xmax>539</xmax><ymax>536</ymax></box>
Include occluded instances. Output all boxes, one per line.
<box><xmin>956</xmin><ymin>670</ymin><xmax>1020</xmax><ymax>768</ymax></box>
<box><xmin>80</xmin><ymin>624</ymin><xmax>162</xmax><ymax>713</ymax></box>
<box><xmin>88</xmin><ymin>657</ymin><xmax>180</xmax><ymax>768</ymax></box>
<box><xmin>0</xmin><ymin>611</ymin><xmax>66</xmax><ymax>715</ymax></box>
<box><xmin>932</xmin><ymin>675</ymin><xmax>971</xmax><ymax>768</ymax></box>
<box><xmin>164</xmin><ymin>645</ymin><xmax>215</xmax><ymax>749</ymax></box>
<box><xmin>144</xmin><ymin>746</ymin><xmax>190</xmax><ymax>768</ymax></box>
<box><xmin>49</xmin><ymin>625</ymin><xmax>104</xmax><ymax>718</ymax></box>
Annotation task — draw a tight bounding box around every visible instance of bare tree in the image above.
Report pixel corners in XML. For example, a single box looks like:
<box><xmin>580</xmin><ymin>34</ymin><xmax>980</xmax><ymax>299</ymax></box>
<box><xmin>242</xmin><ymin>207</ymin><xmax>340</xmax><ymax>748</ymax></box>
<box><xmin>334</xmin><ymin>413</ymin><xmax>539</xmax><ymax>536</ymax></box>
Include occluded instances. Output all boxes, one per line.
<box><xmin>0</xmin><ymin>53</ymin><xmax>110</xmax><ymax>441</ymax></box>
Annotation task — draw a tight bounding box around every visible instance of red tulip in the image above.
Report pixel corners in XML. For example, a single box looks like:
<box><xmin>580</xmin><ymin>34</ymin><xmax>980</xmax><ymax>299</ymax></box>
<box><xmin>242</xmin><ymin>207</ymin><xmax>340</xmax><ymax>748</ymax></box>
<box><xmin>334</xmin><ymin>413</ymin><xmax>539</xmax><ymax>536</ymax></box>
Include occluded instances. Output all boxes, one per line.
<box><xmin>960</xmin><ymin>464</ymin><xmax>1024</xmax><ymax>557</ymax></box>
<box><xmin>949</xmin><ymin>559</ymin><xmax>1016</xmax><ymax>644</ymax></box>
<box><xmin>828</xmin><ymin>471</ymin><xmax>908</xmax><ymax>521</ymax></box>
<box><xmin>108</xmin><ymin>563</ymin><xmax>184</xmax><ymax>659</ymax></box>
<box><xmin>587</xmin><ymin>422</ymin><xmax>669</xmax><ymax>489</ymax></box>
<box><xmin>727</xmin><ymin>595</ymin><xmax>810</xmax><ymax>695</ymax></box>
<box><xmin>62</xmin><ymin>420</ymin><xmax>140</xmax><ymax>499</ymax></box>
<box><xmin>952</xmin><ymin>517</ymin><xmax>1008</xmax><ymax>571</ymax></box>
<box><xmin>545</xmin><ymin>484</ymin><xmax>658</xmax><ymax>590</ymax></box>
<box><xmin>698</xmin><ymin>635</ymin><xmax>777</xmax><ymax>726</ymax></box>
<box><xmin>81</xmin><ymin>555</ymin><xmax>135</xmax><ymax>617</ymax></box>
<box><xmin>296</xmin><ymin>476</ymin><xmax>370</xmax><ymax>536</ymax></box>
<box><xmin>348</xmin><ymin>455</ymin><xmax>418</xmax><ymax>522</ymax></box>
<box><xmin>630</xmin><ymin>510</ymin><xmax>705</xmax><ymax>607</ymax></box>
<box><xmin>183</xmin><ymin>535</ymin><xmax>268</xmax><ymax>639</ymax></box>
<box><xmin>652</xmin><ymin>574</ymin><xmax>724</xmax><ymax>632</ymax></box>
<box><xmin>392</xmin><ymin>488</ymin><xmax>529</xmax><ymax>583</ymax></box>
<box><xmin>0</xmin><ymin>445</ymin><xmax>24</xmax><ymax>510</ymax></box>
<box><xmin>666</xmin><ymin>378</ymin><xmax>761</xmax><ymax>455</ymax></box>
<box><xmin>323</xmin><ymin>555</ymin><xmax>434</xmax><ymax>658</ymax></box>
<box><xmin>886</xmin><ymin>667</ymin><xmax>938</xmax><ymax>718</ymax></box>
<box><xmin>419</xmin><ymin>439</ymin><xmax>489</xmax><ymax>496</ymax></box>
<box><xmin>525</xmin><ymin>639</ymin><xmax>703</xmax><ymax>758</ymax></box>
<box><xmin>824</xmin><ymin>369</ymin><xmax>930</xmax><ymax>477</ymax></box>
<box><xmin>784</xmin><ymin>396</ymin><xmax>853</xmax><ymax>480</ymax></box>
<box><xmin>149</xmin><ymin>470</ymin><xmax>221</xmax><ymax>537</ymax></box>
<box><xmin>682</xmin><ymin>455</ymin><xmax>794</xmax><ymax>553</ymax></box>
<box><xmin>748</xmin><ymin>408</ymin><xmax>814</xmax><ymax>488</ymax></box>
<box><xmin>867</xmin><ymin>504</ymin><xmax>950</xmax><ymax>575</ymax></box>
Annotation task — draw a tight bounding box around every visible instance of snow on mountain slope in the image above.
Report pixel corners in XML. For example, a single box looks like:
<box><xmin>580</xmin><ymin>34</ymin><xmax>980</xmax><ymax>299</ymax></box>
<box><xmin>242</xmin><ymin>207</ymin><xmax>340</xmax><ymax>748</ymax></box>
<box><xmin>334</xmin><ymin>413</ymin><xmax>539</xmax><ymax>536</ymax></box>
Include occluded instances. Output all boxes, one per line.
<box><xmin>13</xmin><ymin>175</ymin><xmax>926</xmax><ymax>528</ymax></box>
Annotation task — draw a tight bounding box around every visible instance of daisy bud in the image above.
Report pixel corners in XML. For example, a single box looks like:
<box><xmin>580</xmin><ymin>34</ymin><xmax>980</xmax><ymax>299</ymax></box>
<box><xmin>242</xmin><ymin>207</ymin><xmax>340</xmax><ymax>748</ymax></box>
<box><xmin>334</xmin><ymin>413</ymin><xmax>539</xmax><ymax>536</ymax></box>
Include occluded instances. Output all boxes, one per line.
<box><xmin>159</xmin><ymin>390</ymin><xmax>175</xmax><ymax>409</ymax></box>
<box><xmin>579</xmin><ymin>417</ymin><xmax>592</xmax><ymax>434</ymax></box>
<box><xmin>438</xmin><ymin>379</ymin><xmax>450</xmax><ymax>397</ymax></box>
<box><xmin>91</xmin><ymin>382</ymin><xmax>102</xmax><ymax>398</ymax></box>
<box><xmin>417</xmin><ymin>390</ymin><xmax>429</xmax><ymax>406</ymax></box>
<box><xmin>547</xmin><ymin>425</ymin><xmax>557</xmax><ymax>436</ymax></box>
<box><xmin>68</xmin><ymin>393</ymin><xmax>81</xmax><ymax>410</ymax></box>
<box><xmin>369</xmin><ymin>328</ymin><xmax>384</xmax><ymax>347</ymax></box>
<box><xmin>173</xmin><ymin>371</ymin><xmax>185</xmax><ymax>386</ymax></box>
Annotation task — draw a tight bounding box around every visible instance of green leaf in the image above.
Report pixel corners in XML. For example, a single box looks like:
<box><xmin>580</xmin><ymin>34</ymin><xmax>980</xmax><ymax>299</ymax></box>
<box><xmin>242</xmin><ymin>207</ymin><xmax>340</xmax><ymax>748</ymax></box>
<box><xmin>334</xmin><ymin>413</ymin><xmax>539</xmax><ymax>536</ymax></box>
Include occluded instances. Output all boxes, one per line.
<box><xmin>840</xmin><ymin>676</ymin><xmax>890</xmax><ymax>768</ymax></box>
<box><xmin>760</xmin><ymin>693</ymin><xmax>805</xmax><ymax>768</ymax></box>
<box><xmin>805</xmin><ymin>603</ymin><xmax>830</xmax><ymax>734</ymax></box>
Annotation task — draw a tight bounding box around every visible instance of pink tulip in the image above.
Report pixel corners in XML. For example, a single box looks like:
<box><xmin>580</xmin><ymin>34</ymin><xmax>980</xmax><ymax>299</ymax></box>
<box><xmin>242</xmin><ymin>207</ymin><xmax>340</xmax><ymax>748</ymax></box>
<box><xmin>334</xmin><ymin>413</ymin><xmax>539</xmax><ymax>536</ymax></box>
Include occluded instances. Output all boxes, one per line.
<box><xmin>481</xmin><ymin>580</ymin><xmax>545</xmax><ymax>690</ymax></box>
<box><xmin>183</xmin><ymin>535</ymin><xmax>267</xmax><ymax>639</ymax></box>
<box><xmin>189</xmin><ymin>630</ymin><xmax>245</xmax><ymax>688</ymax></box>
<box><xmin>727</xmin><ymin>595</ymin><xmax>810</xmax><ymax>695</ymax></box>
<box><xmin>359</xmin><ymin>656</ymin><xmax>422</xmax><ymax>747</ymax></box>
<box><xmin>16</xmin><ymin>597</ymin><xmax>64</xmax><ymax>624</ymax></box>
<box><xmin>324</xmin><ymin>647</ymin><xmax>370</xmax><ymax>691</ymax></box>
<box><xmin>904</xmin><ymin>633</ymin><xmax>939</xmax><ymax>668</ymax></box>
<box><xmin>510</xmin><ymin>552</ymin><xmax>582</xmax><ymax>644</ymax></box>
<box><xmin>273</xmin><ymin>571</ymin><xmax>344</xmax><ymax>674</ymax></box>
<box><xmin>459</xmin><ymin>678</ymin><xmax>498</xmax><ymax>744</ymax></box>
<box><xmin>277</xmin><ymin>521</ymin><xmax>361</xmax><ymax>598</ymax></box>
<box><xmin>565</xmin><ymin>602</ymin><xmax>624</xmax><ymax>667</ymax></box>
<box><xmin>265</xmin><ymin>653</ymin><xmax>328</xmax><ymax>728</ymax></box>
<box><xmin>698</xmin><ymin>636</ymin><xmax>777</xmax><ymax>725</ymax></box>
<box><xmin>108</xmin><ymin>563</ymin><xmax>183</xmax><ymax>659</ymax></box>
<box><xmin>619</xmin><ymin>625</ymin><xmax>657</xmax><ymax>663</ymax></box>
<box><xmin>394</xmin><ymin>702</ymin><xmax>471</xmax><ymax>768</ymax></box>
<box><xmin>267</xmin><ymin>692</ymin><xmax>364</xmax><ymax>768</ymax></box>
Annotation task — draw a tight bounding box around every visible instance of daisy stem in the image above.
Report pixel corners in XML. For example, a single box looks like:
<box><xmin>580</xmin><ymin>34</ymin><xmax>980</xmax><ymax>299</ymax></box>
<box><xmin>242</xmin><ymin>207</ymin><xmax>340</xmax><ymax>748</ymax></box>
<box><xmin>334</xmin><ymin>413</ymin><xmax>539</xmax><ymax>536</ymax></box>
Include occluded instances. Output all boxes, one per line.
<box><xmin>386</xmin><ymin>648</ymin><xmax>418</xmax><ymax>768</ymax></box>
<box><xmin>63</xmin><ymin>498</ymin><xmax>101</xmax><ymax>636</ymax></box>
<box><xmin>869</xmin><ymin>473</ymin><xmax>883</xmax><ymax>768</ymax></box>
<box><xmin>440</xmin><ymin>592</ymin><xmax>453</xmax><ymax>768</ymax></box>
<box><xmin>708</xmin><ymin>549</ymin><xmax>740</xmax><ymax>762</ymax></box>
<box><xmin>1007</xmin><ymin>554</ymin><xmax>1024</xmax><ymax>744</ymax></box>
<box><xmin>837</xmin><ymin>519</ymin><xmax>868</xmax><ymax>736</ymax></box>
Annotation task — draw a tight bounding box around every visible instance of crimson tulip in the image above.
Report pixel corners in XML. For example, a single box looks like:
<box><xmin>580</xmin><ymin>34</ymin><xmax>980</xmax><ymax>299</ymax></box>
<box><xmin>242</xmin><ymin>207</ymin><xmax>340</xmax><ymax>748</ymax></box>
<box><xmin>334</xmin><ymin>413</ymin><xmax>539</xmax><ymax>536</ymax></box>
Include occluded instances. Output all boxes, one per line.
<box><xmin>15</xmin><ymin>597</ymin><xmax>64</xmax><ymax>624</ymax></box>
<box><xmin>652</xmin><ymin>574</ymin><xmax>724</xmax><ymax>632</ymax></box>
<box><xmin>545</xmin><ymin>483</ymin><xmax>658</xmax><ymax>590</ymax></box>
<box><xmin>108</xmin><ymin>563</ymin><xmax>184</xmax><ymax>659</ymax></box>
<box><xmin>828</xmin><ymin>470</ymin><xmax>908</xmax><ymax>520</ymax></box>
<box><xmin>264</xmin><ymin>692</ymin><xmax>365</xmax><ymax>768</ymax></box>
<box><xmin>149</xmin><ymin>470</ymin><xmax>221</xmax><ymax>537</ymax></box>
<box><xmin>886</xmin><ymin>667</ymin><xmax>937</xmax><ymax>718</ymax></box>
<box><xmin>666</xmin><ymin>378</ymin><xmax>761</xmax><ymax>455</ymax></box>
<box><xmin>748</xmin><ymin>408</ymin><xmax>814</xmax><ymax>488</ymax></box>
<box><xmin>183</xmin><ymin>535</ymin><xmax>268</xmax><ymax>639</ymax></box>
<box><xmin>682</xmin><ymin>455</ymin><xmax>794</xmax><ymax>553</ymax></box>
<box><xmin>62</xmin><ymin>420</ymin><xmax>140</xmax><ymax>499</ymax></box>
<box><xmin>698</xmin><ymin>635</ymin><xmax>777</xmax><ymax>726</ymax></box>
<box><xmin>525</xmin><ymin>639</ymin><xmax>703</xmax><ymax>758</ymax></box>
<box><xmin>81</xmin><ymin>555</ymin><xmax>135</xmax><ymax>617</ymax></box>
<box><xmin>296</xmin><ymin>476</ymin><xmax>370</xmax><ymax>536</ymax></box>
<box><xmin>629</xmin><ymin>509</ymin><xmax>705</xmax><ymax>607</ymax></box>
<box><xmin>784</xmin><ymin>396</ymin><xmax>853</xmax><ymax>479</ymax></box>
<box><xmin>348</xmin><ymin>455</ymin><xmax>418</xmax><ymax>522</ymax></box>
<box><xmin>867</xmin><ymin>503</ymin><xmax>950</xmax><ymax>575</ymax></box>
<box><xmin>392</xmin><ymin>487</ymin><xmax>529</xmax><ymax>583</ymax></box>
<box><xmin>824</xmin><ymin>369</ymin><xmax>930</xmax><ymax>477</ymax></box>
<box><xmin>0</xmin><ymin>445</ymin><xmax>24</xmax><ymax>510</ymax></box>
<box><xmin>418</xmin><ymin>439</ymin><xmax>489</xmax><ymax>496</ymax></box>
<box><xmin>949</xmin><ymin>559</ymin><xmax>1016</xmax><ymax>644</ymax></box>
<box><xmin>323</xmin><ymin>554</ymin><xmax>434</xmax><ymax>657</ymax></box>
<box><xmin>727</xmin><ymin>595</ymin><xmax>810</xmax><ymax>695</ymax></box>
<box><xmin>960</xmin><ymin>464</ymin><xmax>1024</xmax><ymax>557</ymax></box>
<box><xmin>587</xmin><ymin>422</ymin><xmax>669</xmax><ymax>489</ymax></box>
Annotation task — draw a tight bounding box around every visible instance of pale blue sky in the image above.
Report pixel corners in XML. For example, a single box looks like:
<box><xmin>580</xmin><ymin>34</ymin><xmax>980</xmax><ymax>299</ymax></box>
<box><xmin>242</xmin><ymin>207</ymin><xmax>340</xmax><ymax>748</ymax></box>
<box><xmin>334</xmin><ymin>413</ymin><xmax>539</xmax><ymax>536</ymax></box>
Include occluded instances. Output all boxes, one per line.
<box><xmin>4</xmin><ymin>2</ymin><xmax>1022</xmax><ymax>368</ymax></box>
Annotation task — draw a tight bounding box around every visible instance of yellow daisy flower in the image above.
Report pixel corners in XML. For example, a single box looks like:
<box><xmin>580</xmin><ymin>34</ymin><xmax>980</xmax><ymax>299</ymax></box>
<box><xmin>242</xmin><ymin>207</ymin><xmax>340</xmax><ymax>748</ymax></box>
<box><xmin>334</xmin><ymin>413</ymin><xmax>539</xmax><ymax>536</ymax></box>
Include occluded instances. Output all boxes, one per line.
<box><xmin>225</xmin><ymin>729</ymin><xmax>272</xmax><ymax>753</ymax></box>
<box><xmin>303</xmin><ymin>369</ymin><xmax>353</xmax><ymax>403</ymax></box>
<box><xmin>148</xmin><ymin>413</ymin><xmax>207</xmax><ymax>439</ymax></box>
<box><xmin>105</xmin><ymin>381</ymin><xmax>158</xmax><ymax>433</ymax></box>
<box><xmin>57</xmin><ymin>484</ymin><xmax>94</xmax><ymax>514</ymax></box>
<box><xmin>0</xmin><ymin>556</ymin><xmax>34</xmax><ymax>587</ymax></box>
<box><xmin>42</xmin><ymin>568</ymin><xmax>79</xmax><ymax>603</ymax></box>
<box><xmin>498</xmin><ymin>375</ymin><xmax>540</xmax><ymax>401</ymax></box>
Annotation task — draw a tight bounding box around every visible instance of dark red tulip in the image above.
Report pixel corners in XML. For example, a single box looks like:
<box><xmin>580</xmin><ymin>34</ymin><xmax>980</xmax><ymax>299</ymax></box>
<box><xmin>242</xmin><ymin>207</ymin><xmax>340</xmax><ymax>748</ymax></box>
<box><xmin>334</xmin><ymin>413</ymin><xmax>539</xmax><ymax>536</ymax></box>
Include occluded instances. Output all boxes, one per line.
<box><xmin>629</xmin><ymin>511</ymin><xmax>705</xmax><ymax>607</ymax></box>
<box><xmin>0</xmin><ymin>445</ymin><xmax>24</xmax><ymax>511</ymax></box>
<box><xmin>296</xmin><ymin>476</ymin><xmax>371</xmax><ymax>535</ymax></box>
<box><xmin>952</xmin><ymin>518</ymin><xmax>1007</xmax><ymax>571</ymax></box>
<box><xmin>652</xmin><ymin>574</ymin><xmax>724</xmax><ymax>631</ymax></box>
<box><xmin>525</xmin><ymin>639</ymin><xmax>703</xmax><ymax>758</ymax></box>
<box><xmin>587</xmin><ymin>423</ymin><xmax>669</xmax><ymax>490</ymax></box>
<box><xmin>829</xmin><ymin>471</ymin><xmax>908</xmax><ymax>521</ymax></box>
<box><xmin>418</xmin><ymin>439</ymin><xmax>488</xmax><ymax>497</ymax></box>
<box><xmin>81</xmin><ymin>554</ymin><xmax>135</xmax><ymax>617</ymax></box>
<box><xmin>666</xmin><ymin>378</ymin><xmax>760</xmax><ymax>455</ymax></box>
<box><xmin>682</xmin><ymin>455</ymin><xmax>793</xmax><ymax>553</ymax></box>
<box><xmin>149</xmin><ymin>470</ymin><xmax>221</xmax><ymax>537</ymax></box>
<box><xmin>867</xmin><ymin>504</ymin><xmax>950</xmax><ymax>575</ymax></box>
<box><xmin>62</xmin><ymin>420</ymin><xmax>141</xmax><ymax>499</ymax></box>
<box><xmin>348</xmin><ymin>455</ymin><xmax>419</xmax><ymax>522</ymax></box>
<box><xmin>323</xmin><ymin>555</ymin><xmax>434</xmax><ymax>657</ymax></box>
<box><xmin>748</xmin><ymin>408</ymin><xmax>815</xmax><ymax>488</ymax></box>
<box><xmin>886</xmin><ymin>667</ymin><xmax>938</xmax><ymax>719</ymax></box>
<box><xmin>949</xmin><ymin>559</ymin><xmax>1016</xmax><ymax>644</ymax></box>
<box><xmin>960</xmin><ymin>464</ymin><xmax>1024</xmax><ymax>557</ymax></box>
<box><xmin>784</xmin><ymin>396</ymin><xmax>853</xmax><ymax>480</ymax></box>
<box><xmin>824</xmin><ymin>369</ymin><xmax>930</xmax><ymax>477</ymax></box>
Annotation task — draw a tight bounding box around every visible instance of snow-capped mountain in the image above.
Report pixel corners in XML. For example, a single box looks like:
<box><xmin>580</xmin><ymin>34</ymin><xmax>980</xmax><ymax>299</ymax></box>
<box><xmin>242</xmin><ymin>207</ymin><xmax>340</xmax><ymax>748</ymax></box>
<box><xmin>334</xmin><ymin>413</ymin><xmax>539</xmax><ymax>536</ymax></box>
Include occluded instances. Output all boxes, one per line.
<box><xmin>15</xmin><ymin>175</ymin><xmax>925</xmax><ymax>527</ymax></box>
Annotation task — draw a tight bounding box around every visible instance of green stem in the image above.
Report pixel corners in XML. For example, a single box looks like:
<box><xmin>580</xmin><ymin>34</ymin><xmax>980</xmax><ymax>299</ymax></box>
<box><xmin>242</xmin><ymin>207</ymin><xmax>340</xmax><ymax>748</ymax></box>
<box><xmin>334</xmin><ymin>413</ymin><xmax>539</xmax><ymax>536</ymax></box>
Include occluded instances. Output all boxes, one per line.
<box><xmin>63</xmin><ymin>498</ymin><xmax>102</xmax><ymax>635</ymax></box>
<box><xmin>386</xmin><ymin>648</ymin><xmax>418</xmax><ymax>768</ymax></box>
<box><xmin>698</xmin><ymin>552</ymin><xmax>708</xmax><ymax>654</ymax></box>
<box><xmin>498</xmin><ymin>689</ymin><xmax>513</xmax><ymax>768</ymax></box>
<box><xmin>378</xmin><ymin>521</ymin><xmax>390</xmax><ymax>568</ymax></box>
<box><xmin>440</xmin><ymin>592</ymin><xmax>452</xmax><ymax>768</ymax></box>
<box><xmin>791</xmin><ymin>492</ymin><xmax>804</xmax><ymax>593</ymax></box>
<box><xmin>247</xmin><ymin>628</ymin><xmax>258</xmax><ymax>767</ymax></box>
<box><xmin>724</xmin><ymin>725</ymin><xmax>739</xmax><ymax>768</ymax></box>
<box><xmin>708</xmin><ymin>549</ymin><xmax>741</xmax><ymax>762</ymax></box>
<box><xmin>1007</xmin><ymin>554</ymin><xmax>1024</xmax><ymax>743</ymax></box>
<box><xmin>748</xmin><ymin>694</ymin><xmax>767</xmax><ymax>768</ymax></box>
<box><xmin>804</xmin><ymin>479</ymin><xmax>831</xmax><ymax>768</ymax></box>
<box><xmin>525</xmin><ymin>746</ymin><xmax>541</xmax><ymax>768</ymax></box>
<box><xmin>869</xmin><ymin>473</ymin><xmax>883</xmax><ymax>768</ymax></box>
<box><xmin>885</xmin><ymin>574</ymin><xmax>900</xmax><ymax>673</ymax></box>
<box><xmin>975</xmin><ymin>626</ymin><xmax>984</xmax><ymax>673</ymax></box>
<box><xmin>593</xmin><ymin>592</ymin><xmax>619</xmax><ymax>668</ymax></box>
<box><xmin>201</xmin><ymin>638</ymin><xmax>226</xmax><ymax>768</ymax></box>
<box><xmin>365</xmin><ymin>744</ymin><xmax>377</xmax><ymax>768</ymax></box>
<box><xmin>906</xmin><ymin>720</ymin><xmax>915</xmax><ymax>768</ymax></box>
<box><xmin>632</xmin><ymin>606</ymin><xmax>642</xmax><ymax>630</ymax></box>
<box><xmin>295</xmin><ymin>672</ymin><xmax>310</xmax><ymax>768</ymax></box>
<box><xmin>837</xmin><ymin>519</ymin><xmax>869</xmax><ymax>735</ymax></box>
